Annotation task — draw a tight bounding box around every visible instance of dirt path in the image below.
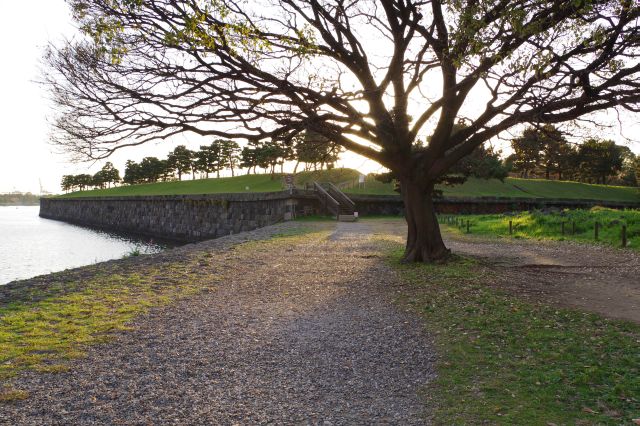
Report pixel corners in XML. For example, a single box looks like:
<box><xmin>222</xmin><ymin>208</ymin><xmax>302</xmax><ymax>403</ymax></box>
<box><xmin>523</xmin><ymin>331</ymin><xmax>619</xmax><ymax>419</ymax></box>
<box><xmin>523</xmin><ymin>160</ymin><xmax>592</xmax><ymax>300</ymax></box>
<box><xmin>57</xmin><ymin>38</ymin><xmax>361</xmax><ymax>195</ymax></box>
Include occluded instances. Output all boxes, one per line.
<box><xmin>447</xmin><ymin>232</ymin><xmax>640</xmax><ymax>324</ymax></box>
<box><xmin>1</xmin><ymin>221</ymin><xmax>435</xmax><ymax>425</ymax></box>
<box><xmin>365</xmin><ymin>218</ymin><xmax>640</xmax><ymax>323</ymax></box>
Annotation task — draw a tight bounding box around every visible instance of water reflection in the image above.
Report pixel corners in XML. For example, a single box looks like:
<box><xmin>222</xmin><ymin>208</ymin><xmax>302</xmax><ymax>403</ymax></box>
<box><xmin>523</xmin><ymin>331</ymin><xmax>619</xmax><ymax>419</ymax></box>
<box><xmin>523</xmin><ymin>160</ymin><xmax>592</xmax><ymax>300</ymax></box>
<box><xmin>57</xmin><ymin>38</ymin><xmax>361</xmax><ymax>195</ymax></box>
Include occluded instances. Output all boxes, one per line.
<box><xmin>0</xmin><ymin>205</ymin><xmax>166</xmax><ymax>285</ymax></box>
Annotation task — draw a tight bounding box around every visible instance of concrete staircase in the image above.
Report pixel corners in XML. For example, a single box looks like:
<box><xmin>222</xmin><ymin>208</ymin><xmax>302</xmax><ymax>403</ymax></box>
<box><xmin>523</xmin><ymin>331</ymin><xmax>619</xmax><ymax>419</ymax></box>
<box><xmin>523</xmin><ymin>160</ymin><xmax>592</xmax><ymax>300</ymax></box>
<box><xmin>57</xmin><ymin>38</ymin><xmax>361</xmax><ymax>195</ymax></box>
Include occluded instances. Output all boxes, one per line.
<box><xmin>283</xmin><ymin>174</ymin><xmax>295</xmax><ymax>190</ymax></box>
<box><xmin>312</xmin><ymin>181</ymin><xmax>357</xmax><ymax>221</ymax></box>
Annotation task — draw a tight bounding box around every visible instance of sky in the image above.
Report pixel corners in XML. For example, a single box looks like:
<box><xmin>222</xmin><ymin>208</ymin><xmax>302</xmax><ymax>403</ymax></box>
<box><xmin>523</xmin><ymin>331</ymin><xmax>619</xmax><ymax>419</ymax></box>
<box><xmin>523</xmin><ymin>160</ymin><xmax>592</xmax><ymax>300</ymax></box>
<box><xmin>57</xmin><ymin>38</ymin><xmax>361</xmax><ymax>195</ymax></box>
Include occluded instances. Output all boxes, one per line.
<box><xmin>0</xmin><ymin>1</ymin><xmax>638</xmax><ymax>194</ymax></box>
<box><xmin>0</xmin><ymin>0</ymin><xmax>380</xmax><ymax>194</ymax></box>
<box><xmin>0</xmin><ymin>2</ymin><xmax>281</xmax><ymax>192</ymax></box>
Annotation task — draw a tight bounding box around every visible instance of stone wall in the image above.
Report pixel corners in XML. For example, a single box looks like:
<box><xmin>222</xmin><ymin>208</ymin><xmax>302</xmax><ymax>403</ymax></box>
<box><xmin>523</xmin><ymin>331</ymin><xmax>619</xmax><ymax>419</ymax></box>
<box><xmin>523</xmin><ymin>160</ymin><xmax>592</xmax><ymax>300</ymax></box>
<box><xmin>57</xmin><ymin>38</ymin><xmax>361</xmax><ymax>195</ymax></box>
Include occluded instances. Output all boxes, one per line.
<box><xmin>40</xmin><ymin>191</ymin><xmax>321</xmax><ymax>243</ymax></box>
<box><xmin>350</xmin><ymin>194</ymin><xmax>640</xmax><ymax>216</ymax></box>
<box><xmin>41</xmin><ymin>190</ymin><xmax>639</xmax><ymax>243</ymax></box>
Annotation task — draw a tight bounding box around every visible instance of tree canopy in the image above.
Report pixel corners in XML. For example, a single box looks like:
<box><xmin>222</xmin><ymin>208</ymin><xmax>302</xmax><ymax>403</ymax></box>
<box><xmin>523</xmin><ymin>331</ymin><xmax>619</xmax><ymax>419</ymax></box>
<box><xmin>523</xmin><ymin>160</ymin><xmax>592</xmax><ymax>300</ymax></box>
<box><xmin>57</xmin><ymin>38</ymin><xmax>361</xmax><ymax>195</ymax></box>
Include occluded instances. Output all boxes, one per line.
<box><xmin>507</xmin><ymin>126</ymin><xmax>633</xmax><ymax>184</ymax></box>
<box><xmin>45</xmin><ymin>0</ymin><xmax>640</xmax><ymax>262</ymax></box>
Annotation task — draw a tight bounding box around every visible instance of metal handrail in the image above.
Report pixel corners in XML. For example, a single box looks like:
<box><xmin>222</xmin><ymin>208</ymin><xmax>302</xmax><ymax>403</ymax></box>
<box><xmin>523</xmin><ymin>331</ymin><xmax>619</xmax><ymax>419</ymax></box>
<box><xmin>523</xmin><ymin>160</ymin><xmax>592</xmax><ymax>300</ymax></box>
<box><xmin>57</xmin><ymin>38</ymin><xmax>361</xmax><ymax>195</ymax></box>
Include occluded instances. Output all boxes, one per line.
<box><xmin>325</xmin><ymin>182</ymin><xmax>356</xmax><ymax>209</ymax></box>
<box><xmin>313</xmin><ymin>181</ymin><xmax>340</xmax><ymax>217</ymax></box>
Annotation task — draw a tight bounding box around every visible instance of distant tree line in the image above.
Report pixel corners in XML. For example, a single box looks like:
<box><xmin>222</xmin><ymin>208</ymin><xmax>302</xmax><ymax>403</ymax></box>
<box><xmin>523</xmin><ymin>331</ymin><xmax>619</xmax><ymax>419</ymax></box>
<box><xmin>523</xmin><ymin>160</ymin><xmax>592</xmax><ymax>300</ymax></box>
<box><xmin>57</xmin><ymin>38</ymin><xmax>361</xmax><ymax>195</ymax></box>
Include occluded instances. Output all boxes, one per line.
<box><xmin>507</xmin><ymin>126</ymin><xmax>639</xmax><ymax>186</ymax></box>
<box><xmin>0</xmin><ymin>193</ymin><xmax>40</xmax><ymax>206</ymax></box>
<box><xmin>122</xmin><ymin>136</ymin><xmax>340</xmax><ymax>185</ymax></box>
<box><xmin>241</xmin><ymin>132</ymin><xmax>342</xmax><ymax>175</ymax></box>
<box><xmin>61</xmin><ymin>129</ymin><xmax>639</xmax><ymax>193</ymax></box>
<box><xmin>61</xmin><ymin>135</ymin><xmax>342</xmax><ymax>191</ymax></box>
<box><xmin>61</xmin><ymin>162</ymin><xmax>120</xmax><ymax>192</ymax></box>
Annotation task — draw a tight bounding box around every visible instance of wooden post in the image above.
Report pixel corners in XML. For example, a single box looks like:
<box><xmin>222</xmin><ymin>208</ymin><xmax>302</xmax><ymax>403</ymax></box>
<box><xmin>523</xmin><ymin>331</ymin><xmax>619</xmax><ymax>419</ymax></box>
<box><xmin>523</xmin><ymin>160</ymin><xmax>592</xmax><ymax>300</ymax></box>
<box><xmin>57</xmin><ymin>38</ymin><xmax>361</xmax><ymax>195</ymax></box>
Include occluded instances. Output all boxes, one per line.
<box><xmin>595</xmin><ymin>222</ymin><xmax>599</xmax><ymax>240</ymax></box>
<box><xmin>622</xmin><ymin>225</ymin><xmax>627</xmax><ymax>248</ymax></box>
<box><xmin>509</xmin><ymin>220</ymin><xmax>513</xmax><ymax>235</ymax></box>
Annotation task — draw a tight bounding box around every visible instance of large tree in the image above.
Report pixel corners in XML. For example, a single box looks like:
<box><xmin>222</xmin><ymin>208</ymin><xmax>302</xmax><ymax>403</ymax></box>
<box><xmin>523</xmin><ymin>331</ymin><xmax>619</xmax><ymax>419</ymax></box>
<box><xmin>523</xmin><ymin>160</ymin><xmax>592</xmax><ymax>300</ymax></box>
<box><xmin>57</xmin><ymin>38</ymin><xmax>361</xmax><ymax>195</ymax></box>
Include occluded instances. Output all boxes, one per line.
<box><xmin>297</xmin><ymin>130</ymin><xmax>343</xmax><ymax>171</ymax></box>
<box><xmin>167</xmin><ymin>145</ymin><xmax>195</xmax><ymax>181</ymax></box>
<box><xmin>218</xmin><ymin>139</ymin><xmax>241</xmax><ymax>177</ymax></box>
<box><xmin>510</xmin><ymin>125</ymin><xmax>569</xmax><ymax>179</ymax></box>
<box><xmin>510</xmin><ymin>127</ymin><xmax>543</xmax><ymax>178</ymax></box>
<box><xmin>45</xmin><ymin>0</ymin><xmax>640</xmax><ymax>262</ymax></box>
<box><xmin>196</xmin><ymin>142</ymin><xmax>222</xmax><ymax>178</ymax></box>
<box><xmin>577</xmin><ymin>138</ymin><xmax>625</xmax><ymax>184</ymax></box>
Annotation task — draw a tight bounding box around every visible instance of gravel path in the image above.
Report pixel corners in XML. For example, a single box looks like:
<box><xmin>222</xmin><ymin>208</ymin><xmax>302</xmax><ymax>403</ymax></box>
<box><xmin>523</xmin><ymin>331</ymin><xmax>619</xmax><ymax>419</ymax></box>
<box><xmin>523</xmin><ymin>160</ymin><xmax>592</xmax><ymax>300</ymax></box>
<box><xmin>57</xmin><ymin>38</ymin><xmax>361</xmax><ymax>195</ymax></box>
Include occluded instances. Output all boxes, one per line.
<box><xmin>1</xmin><ymin>221</ymin><xmax>435</xmax><ymax>425</ymax></box>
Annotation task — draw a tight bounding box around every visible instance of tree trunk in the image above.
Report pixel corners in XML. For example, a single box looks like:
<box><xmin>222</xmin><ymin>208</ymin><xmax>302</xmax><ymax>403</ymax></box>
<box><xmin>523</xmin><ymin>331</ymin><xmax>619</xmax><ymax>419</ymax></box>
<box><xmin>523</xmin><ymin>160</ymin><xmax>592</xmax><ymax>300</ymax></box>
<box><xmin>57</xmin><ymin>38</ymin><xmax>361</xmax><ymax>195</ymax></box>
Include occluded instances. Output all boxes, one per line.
<box><xmin>400</xmin><ymin>179</ymin><xmax>450</xmax><ymax>263</ymax></box>
<box><xmin>293</xmin><ymin>161</ymin><xmax>300</xmax><ymax>174</ymax></box>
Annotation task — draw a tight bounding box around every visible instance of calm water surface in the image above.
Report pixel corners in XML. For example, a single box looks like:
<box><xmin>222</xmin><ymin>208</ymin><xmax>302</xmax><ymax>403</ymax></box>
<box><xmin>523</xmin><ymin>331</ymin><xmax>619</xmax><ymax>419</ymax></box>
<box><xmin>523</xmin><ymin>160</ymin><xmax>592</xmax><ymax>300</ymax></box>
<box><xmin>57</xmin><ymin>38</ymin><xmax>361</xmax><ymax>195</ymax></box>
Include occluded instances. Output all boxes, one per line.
<box><xmin>0</xmin><ymin>206</ymin><xmax>165</xmax><ymax>285</ymax></box>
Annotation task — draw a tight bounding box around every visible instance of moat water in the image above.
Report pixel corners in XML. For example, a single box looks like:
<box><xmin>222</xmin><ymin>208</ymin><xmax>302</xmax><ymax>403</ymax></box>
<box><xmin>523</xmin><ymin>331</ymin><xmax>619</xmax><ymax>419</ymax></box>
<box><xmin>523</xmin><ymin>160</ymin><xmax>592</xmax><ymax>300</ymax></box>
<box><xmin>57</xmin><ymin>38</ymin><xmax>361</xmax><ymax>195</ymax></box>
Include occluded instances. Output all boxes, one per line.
<box><xmin>0</xmin><ymin>206</ymin><xmax>165</xmax><ymax>285</ymax></box>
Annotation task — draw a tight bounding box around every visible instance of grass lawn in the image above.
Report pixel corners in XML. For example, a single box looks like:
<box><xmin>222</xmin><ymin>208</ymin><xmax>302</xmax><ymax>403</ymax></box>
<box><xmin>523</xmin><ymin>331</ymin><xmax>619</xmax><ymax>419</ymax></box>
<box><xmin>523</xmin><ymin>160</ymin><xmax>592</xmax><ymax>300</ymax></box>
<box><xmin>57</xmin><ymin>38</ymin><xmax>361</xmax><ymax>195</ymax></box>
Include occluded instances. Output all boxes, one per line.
<box><xmin>443</xmin><ymin>207</ymin><xmax>640</xmax><ymax>251</ymax></box>
<box><xmin>383</xmin><ymin>242</ymin><xmax>640</xmax><ymax>424</ymax></box>
<box><xmin>57</xmin><ymin>168</ymin><xmax>640</xmax><ymax>203</ymax></box>
<box><xmin>58</xmin><ymin>174</ymin><xmax>285</xmax><ymax>198</ymax></box>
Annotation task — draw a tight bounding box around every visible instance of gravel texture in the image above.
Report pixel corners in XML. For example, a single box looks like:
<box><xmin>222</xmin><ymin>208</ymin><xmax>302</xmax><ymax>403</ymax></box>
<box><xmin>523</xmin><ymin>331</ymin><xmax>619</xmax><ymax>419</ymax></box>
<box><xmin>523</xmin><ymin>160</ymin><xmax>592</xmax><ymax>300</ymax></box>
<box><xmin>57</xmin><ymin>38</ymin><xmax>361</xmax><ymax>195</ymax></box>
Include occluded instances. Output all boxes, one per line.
<box><xmin>1</xmin><ymin>221</ymin><xmax>435</xmax><ymax>425</ymax></box>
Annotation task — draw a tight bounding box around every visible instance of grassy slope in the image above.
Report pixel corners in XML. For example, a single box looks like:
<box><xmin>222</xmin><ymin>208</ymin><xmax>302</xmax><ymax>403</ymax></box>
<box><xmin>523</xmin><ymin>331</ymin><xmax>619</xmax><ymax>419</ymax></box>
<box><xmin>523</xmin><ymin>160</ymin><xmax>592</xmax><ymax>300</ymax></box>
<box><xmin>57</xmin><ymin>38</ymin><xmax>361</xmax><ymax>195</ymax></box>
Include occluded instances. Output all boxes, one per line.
<box><xmin>58</xmin><ymin>168</ymin><xmax>640</xmax><ymax>203</ymax></box>
<box><xmin>444</xmin><ymin>207</ymin><xmax>640</xmax><ymax>250</ymax></box>
<box><xmin>345</xmin><ymin>175</ymin><xmax>640</xmax><ymax>202</ymax></box>
<box><xmin>382</xmin><ymin>240</ymin><xmax>640</xmax><ymax>424</ymax></box>
<box><xmin>58</xmin><ymin>174</ymin><xmax>285</xmax><ymax>198</ymax></box>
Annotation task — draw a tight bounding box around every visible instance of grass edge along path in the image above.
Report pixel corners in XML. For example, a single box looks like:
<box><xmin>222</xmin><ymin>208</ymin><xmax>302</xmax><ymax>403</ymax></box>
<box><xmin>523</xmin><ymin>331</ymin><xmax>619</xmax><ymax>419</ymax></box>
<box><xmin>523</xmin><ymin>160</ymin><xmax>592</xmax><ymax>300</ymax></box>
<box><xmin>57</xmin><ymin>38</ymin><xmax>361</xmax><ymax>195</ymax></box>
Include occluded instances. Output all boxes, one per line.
<box><xmin>381</xmin><ymin>240</ymin><xmax>640</xmax><ymax>424</ymax></box>
<box><xmin>443</xmin><ymin>207</ymin><xmax>640</xmax><ymax>251</ymax></box>
<box><xmin>0</xmin><ymin>226</ymin><xmax>323</xmax><ymax>403</ymax></box>
<box><xmin>0</xmin><ymin>265</ymin><xmax>211</xmax><ymax>402</ymax></box>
